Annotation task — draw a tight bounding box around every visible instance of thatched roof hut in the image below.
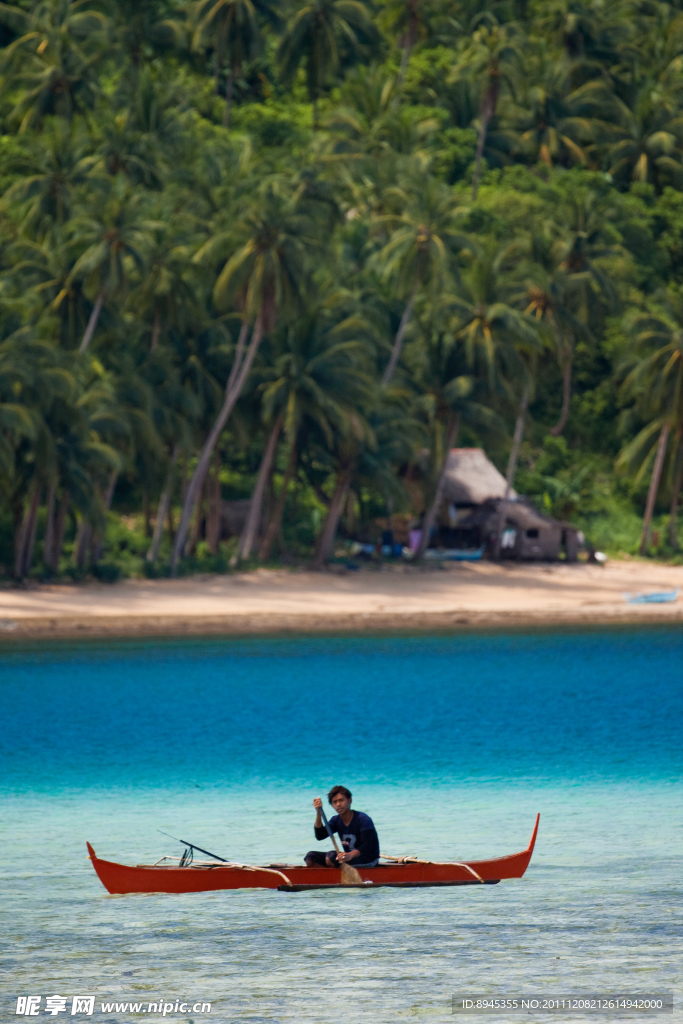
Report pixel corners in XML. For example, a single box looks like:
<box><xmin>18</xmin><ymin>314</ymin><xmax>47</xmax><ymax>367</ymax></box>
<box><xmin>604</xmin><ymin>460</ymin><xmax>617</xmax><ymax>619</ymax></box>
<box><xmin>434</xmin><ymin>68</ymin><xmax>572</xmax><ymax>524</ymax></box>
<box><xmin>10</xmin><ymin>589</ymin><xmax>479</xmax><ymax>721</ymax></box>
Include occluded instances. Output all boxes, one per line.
<box><xmin>441</xmin><ymin>448</ymin><xmax>517</xmax><ymax>505</ymax></box>
<box><xmin>455</xmin><ymin>498</ymin><xmax>562</xmax><ymax>561</ymax></box>
<box><xmin>430</xmin><ymin>448</ymin><xmax>580</xmax><ymax>561</ymax></box>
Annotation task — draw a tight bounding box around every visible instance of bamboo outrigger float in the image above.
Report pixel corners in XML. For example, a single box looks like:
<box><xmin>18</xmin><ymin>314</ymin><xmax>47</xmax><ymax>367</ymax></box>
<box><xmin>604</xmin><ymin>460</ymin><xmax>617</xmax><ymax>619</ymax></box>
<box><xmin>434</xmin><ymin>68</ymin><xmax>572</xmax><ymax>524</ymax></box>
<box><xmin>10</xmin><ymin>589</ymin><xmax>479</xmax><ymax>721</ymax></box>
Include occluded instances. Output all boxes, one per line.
<box><xmin>87</xmin><ymin>814</ymin><xmax>539</xmax><ymax>894</ymax></box>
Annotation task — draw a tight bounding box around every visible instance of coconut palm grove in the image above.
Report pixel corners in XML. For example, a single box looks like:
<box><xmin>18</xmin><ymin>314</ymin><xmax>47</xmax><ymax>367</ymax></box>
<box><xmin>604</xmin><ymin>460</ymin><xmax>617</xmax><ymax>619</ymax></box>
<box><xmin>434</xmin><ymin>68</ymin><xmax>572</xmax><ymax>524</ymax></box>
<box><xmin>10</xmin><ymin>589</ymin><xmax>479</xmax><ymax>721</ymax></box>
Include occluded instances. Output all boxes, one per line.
<box><xmin>2</xmin><ymin>0</ymin><xmax>683</xmax><ymax>580</ymax></box>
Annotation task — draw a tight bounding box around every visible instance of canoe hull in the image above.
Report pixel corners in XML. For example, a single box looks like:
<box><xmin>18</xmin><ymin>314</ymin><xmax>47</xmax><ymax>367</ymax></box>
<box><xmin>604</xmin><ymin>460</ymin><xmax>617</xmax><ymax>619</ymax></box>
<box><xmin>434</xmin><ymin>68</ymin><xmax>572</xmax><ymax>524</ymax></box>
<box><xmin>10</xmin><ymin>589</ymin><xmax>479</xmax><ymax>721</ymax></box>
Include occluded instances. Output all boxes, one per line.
<box><xmin>87</xmin><ymin>814</ymin><xmax>539</xmax><ymax>895</ymax></box>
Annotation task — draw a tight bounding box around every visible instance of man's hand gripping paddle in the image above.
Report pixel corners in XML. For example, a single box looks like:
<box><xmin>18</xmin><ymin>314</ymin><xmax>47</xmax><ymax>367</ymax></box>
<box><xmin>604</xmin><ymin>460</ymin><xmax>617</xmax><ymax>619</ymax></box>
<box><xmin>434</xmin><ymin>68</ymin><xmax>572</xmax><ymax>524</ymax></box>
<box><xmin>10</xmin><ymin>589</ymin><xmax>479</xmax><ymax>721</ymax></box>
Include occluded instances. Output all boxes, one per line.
<box><xmin>318</xmin><ymin>801</ymin><xmax>364</xmax><ymax>885</ymax></box>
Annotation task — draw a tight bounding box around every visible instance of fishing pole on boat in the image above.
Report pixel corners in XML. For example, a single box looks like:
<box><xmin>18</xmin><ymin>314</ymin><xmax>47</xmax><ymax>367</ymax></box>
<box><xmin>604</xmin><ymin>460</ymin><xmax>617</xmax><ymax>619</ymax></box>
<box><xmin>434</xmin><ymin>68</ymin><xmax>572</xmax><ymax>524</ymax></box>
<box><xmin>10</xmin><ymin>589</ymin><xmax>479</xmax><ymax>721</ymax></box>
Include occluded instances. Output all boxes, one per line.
<box><xmin>157</xmin><ymin>831</ymin><xmax>228</xmax><ymax>864</ymax></box>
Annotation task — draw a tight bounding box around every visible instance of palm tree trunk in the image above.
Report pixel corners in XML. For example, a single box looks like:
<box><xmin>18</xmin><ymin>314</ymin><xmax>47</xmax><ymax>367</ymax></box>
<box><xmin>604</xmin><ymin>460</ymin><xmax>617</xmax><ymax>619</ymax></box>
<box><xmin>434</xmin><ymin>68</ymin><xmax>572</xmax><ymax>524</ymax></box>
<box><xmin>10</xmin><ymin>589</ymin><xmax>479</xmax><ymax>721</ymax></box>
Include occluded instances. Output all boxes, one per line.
<box><xmin>23</xmin><ymin>483</ymin><xmax>41</xmax><ymax>577</ymax></box>
<box><xmin>259</xmin><ymin>438</ymin><xmax>298</xmax><ymax>560</ymax></box>
<box><xmin>181</xmin><ymin>452</ymin><xmax>188</xmax><ymax>503</ymax></box>
<box><xmin>79</xmin><ymin>289</ymin><xmax>105</xmax><ymax>353</ymax></box>
<box><xmin>14</xmin><ymin>485</ymin><xmax>36</xmax><ymax>580</ymax></box>
<box><xmin>223</xmin><ymin>66</ymin><xmax>234</xmax><ymax>127</ymax></box>
<box><xmin>43</xmin><ymin>477</ymin><xmax>56</xmax><ymax>571</ymax></box>
<box><xmin>167</xmin><ymin>501</ymin><xmax>175</xmax><ymax>544</ymax></box>
<box><xmin>640</xmin><ymin>422</ymin><xmax>670</xmax><ymax>555</ymax></box>
<box><xmin>206</xmin><ymin>449</ymin><xmax>222</xmax><ymax>555</ymax></box>
<box><xmin>393</xmin><ymin>0</ymin><xmax>418</xmax><ymax>103</ymax></box>
<box><xmin>171</xmin><ymin>312</ymin><xmax>264</xmax><ymax>573</ymax></box>
<box><xmin>382</xmin><ymin>282</ymin><xmax>418</xmax><ymax>384</ymax></box>
<box><xmin>313</xmin><ymin>465</ymin><xmax>354</xmax><ymax>570</ymax></box>
<box><xmin>147</xmin><ymin>447</ymin><xmax>179</xmax><ymax>563</ymax></box>
<box><xmin>394</xmin><ymin>40</ymin><xmax>413</xmax><ymax>101</ymax></box>
<box><xmin>50</xmin><ymin>489</ymin><xmax>69</xmax><ymax>573</ymax></box>
<box><xmin>346</xmin><ymin>488</ymin><xmax>356</xmax><ymax>534</ymax></box>
<box><xmin>414</xmin><ymin>414</ymin><xmax>459</xmax><ymax>561</ymax></box>
<box><xmin>668</xmin><ymin>438</ymin><xmax>682</xmax><ymax>549</ymax></box>
<box><xmin>214</xmin><ymin>47</ymin><xmax>221</xmax><ymax>94</ymax></box>
<box><xmin>234</xmin><ymin>411</ymin><xmax>285</xmax><ymax>564</ymax></box>
<box><xmin>74</xmin><ymin>520</ymin><xmax>92</xmax><ymax>570</ymax></box>
<box><xmin>312</xmin><ymin>96</ymin><xmax>319</xmax><ymax>131</ymax></box>
<box><xmin>494</xmin><ymin>386</ymin><xmax>529</xmax><ymax>560</ymax></box>
<box><xmin>226</xmin><ymin>319</ymin><xmax>250</xmax><ymax>394</ymax></box>
<box><xmin>93</xmin><ymin>470</ymin><xmax>118</xmax><ymax>562</ymax></box>
<box><xmin>471</xmin><ymin>80</ymin><xmax>499</xmax><ymax>202</ymax></box>
<box><xmin>550</xmin><ymin>352</ymin><xmax>573</xmax><ymax>437</ymax></box>
<box><xmin>185</xmin><ymin>482</ymin><xmax>205</xmax><ymax>557</ymax></box>
<box><xmin>143</xmin><ymin>490</ymin><xmax>152</xmax><ymax>537</ymax></box>
<box><xmin>14</xmin><ymin>483</ymin><xmax>40</xmax><ymax>579</ymax></box>
<box><xmin>151</xmin><ymin>309</ymin><xmax>161</xmax><ymax>351</ymax></box>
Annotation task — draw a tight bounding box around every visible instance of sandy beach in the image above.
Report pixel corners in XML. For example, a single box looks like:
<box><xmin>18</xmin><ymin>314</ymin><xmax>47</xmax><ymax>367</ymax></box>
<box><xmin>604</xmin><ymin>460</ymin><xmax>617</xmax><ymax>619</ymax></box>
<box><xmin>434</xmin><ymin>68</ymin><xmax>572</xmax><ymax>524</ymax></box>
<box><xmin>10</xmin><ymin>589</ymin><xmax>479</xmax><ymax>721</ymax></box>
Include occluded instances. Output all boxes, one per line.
<box><xmin>0</xmin><ymin>559</ymin><xmax>681</xmax><ymax>639</ymax></box>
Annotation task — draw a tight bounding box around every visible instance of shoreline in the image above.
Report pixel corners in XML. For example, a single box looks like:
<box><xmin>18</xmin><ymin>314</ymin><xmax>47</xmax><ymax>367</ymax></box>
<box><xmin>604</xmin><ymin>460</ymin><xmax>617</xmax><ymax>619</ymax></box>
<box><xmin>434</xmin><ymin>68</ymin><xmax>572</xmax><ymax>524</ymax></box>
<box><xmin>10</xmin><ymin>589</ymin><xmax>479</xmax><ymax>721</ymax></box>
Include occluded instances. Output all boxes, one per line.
<box><xmin>1</xmin><ymin>607</ymin><xmax>682</xmax><ymax>641</ymax></box>
<box><xmin>1</xmin><ymin>560</ymin><xmax>681</xmax><ymax>640</ymax></box>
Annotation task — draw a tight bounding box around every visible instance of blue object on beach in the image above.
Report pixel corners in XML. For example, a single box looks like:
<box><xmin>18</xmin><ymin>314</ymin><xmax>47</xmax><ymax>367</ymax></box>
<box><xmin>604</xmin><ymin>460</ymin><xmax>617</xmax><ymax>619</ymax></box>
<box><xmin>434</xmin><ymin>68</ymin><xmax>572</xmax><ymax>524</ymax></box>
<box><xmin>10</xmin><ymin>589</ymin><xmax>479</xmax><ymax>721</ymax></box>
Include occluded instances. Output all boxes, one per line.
<box><xmin>423</xmin><ymin>545</ymin><xmax>486</xmax><ymax>561</ymax></box>
<box><xmin>624</xmin><ymin>588</ymin><xmax>679</xmax><ymax>604</ymax></box>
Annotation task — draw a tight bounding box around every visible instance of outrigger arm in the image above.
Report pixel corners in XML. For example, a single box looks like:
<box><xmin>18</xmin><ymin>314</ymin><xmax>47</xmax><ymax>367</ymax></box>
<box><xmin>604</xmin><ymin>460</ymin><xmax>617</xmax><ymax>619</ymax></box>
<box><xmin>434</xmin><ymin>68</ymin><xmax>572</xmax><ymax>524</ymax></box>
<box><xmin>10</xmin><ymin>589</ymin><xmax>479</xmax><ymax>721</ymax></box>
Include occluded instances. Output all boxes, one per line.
<box><xmin>157</xmin><ymin>831</ymin><xmax>229</xmax><ymax>865</ymax></box>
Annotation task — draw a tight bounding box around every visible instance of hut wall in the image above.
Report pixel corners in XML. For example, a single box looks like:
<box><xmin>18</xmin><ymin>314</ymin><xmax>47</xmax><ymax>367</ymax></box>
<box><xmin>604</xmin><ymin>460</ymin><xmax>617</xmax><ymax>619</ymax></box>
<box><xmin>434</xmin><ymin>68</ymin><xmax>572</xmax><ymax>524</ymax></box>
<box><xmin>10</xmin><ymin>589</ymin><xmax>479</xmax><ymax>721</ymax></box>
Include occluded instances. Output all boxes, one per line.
<box><xmin>515</xmin><ymin>521</ymin><xmax>561</xmax><ymax>560</ymax></box>
<box><xmin>562</xmin><ymin>526</ymin><xmax>580</xmax><ymax>563</ymax></box>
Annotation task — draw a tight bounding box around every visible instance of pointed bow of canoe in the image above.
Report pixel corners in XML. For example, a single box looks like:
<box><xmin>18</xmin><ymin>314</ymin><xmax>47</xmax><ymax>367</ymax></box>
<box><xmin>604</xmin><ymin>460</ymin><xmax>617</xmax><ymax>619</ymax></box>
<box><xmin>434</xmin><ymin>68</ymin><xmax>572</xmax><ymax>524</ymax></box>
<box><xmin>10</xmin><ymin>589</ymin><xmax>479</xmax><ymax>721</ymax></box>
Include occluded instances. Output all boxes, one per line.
<box><xmin>527</xmin><ymin>813</ymin><xmax>540</xmax><ymax>856</ymax></box>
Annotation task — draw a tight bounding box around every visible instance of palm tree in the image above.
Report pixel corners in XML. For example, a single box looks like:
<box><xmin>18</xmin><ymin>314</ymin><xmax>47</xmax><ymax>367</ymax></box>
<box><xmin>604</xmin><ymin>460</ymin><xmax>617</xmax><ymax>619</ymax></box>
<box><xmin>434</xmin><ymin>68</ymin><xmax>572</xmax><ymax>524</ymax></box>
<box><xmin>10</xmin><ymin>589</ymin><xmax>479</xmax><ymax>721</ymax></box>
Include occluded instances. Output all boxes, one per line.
<box><xmin>605</xmin><ymin>81</ymin><xmax>683</xmax><ymax>188</ymax></box>
<box><xmin>511</xmin><ymin>180</ymin><xmax>619</xmax><ymax>435</ymax></box>
<box><xmin>171</xmin><ymin>180</ymin><xmax>315</xmax><ymax>572</ymax></box>
<box><xmin>404</xmin><ymin>311</ymin><xmax>483</xmax><ymax>561</ymax></box>
<box><xmin>445</xmin><ymin>246</ymin><xmax>543</xmax><ymax>557</ymax></box>
<box><xmin>0</xmin><ymin>0</ymin><xmax>108</xmax><ymax>130</ymax></box>
<box><xmin>0</xmin><ymin>118</ymin><xmax>92</xmax><ymax>239</ymax></box>
<box><xmin>131</xmin><ymin>221</ymin><xmax>196</xmax><ymax>351</ymax></box>
<box><xmin>373</xmin><ymin>175</ymin><xmax>469</xmax><ymax>384</ymax></box>
<box><xmin>193</xmin><ymin>0</ymin><xmax>280</xmax><ymax>127</ymax></box>
<box><xmin>313</xmin><ymin>433</ymin><xmax>363</xmax><ymax>569</ymax></box>
<box><xmin>109</xmin><ymin>0</ymin><xmax>186</xmax><ymax>71</ymax></box>
<box><xmin>65</xmin><ymin>181</ymin><xmax>158</xmax><ymax>353</ymax></box>
<box><xmin>449</xmin><ymin>21</ymin><xmax>524</xmax><ymax>199</ymax></box>
<box><xmin>511</xmin><ymin>225</ymin><xmax>591</xmax><ymax>436</ymax></box>
<box><xmin>379</xmin><ymin>0</ymin><xmax>432</xmax><ymax>98</ymax></box>
<box><xmin>88</xmin><ymin>107</ymin><xmax>162</xmax><ymax>190</ymax></box>
<box><xmin>448</xmin><ymin>247</ymin><xmax>541</xmax><ymax>378</ymax></box>
<box><xmin>0</xmin><ymin>333</ymin><xmax>41</xmax><ymax>577</ymax></box>
<box><xmin>277</xmin><ymin>0</ymin><xmax>379</xmax><ymax>129</ymax></box>
<box><xmin>0</xmin><ymin>325</ymin><xmax>121</xmax><ymax>578</ymax></box>
<box><xmin>620</xmin><ymin>295</ymin><xmax>683</xmax><ymax>553</ymax></box>
<box><xmin>510</xmin><ymin>51</ymin><xmax>597</xmax><ymax>168</ymax></box>
<box><xmin>534</xmin><ymin>0</ymin><xmax>631</xmax><ymax>64</ymax></box>
<box><xmin>326</xmin><ymin>65</ymin><xmax>411</xmax><ymax>161</ymax></box>
<box><xmin>247</xmin><ymin>303</ymin><xmax>375</xmax><ymax>561</ymax></box>
<box><xmin>312</xmin><ymin>379</ymin><xmax>414</xmax><ymax>568</ymax></box>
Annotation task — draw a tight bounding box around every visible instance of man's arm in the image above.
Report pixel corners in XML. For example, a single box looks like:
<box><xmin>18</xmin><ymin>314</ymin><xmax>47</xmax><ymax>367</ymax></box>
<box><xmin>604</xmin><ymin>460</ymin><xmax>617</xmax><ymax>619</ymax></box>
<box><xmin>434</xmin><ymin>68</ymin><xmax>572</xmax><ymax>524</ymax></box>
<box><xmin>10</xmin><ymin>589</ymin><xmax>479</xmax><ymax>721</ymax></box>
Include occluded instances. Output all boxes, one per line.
<box><xmin>313</xmin><ymin>796</ymin><xmax>328</xmax><ymax>840</ymax></box>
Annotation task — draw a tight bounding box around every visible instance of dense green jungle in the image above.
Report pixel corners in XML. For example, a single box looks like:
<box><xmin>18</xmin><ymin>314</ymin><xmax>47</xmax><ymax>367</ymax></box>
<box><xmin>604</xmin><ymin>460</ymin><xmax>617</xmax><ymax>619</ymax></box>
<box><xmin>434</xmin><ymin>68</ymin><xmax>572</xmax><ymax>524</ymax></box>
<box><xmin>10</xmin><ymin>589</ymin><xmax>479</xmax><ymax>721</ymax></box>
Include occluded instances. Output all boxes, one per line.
<box><xmin>2</xmin><ymin>0</ymin><xmax>683</xmax><ymax>582</ymax></box>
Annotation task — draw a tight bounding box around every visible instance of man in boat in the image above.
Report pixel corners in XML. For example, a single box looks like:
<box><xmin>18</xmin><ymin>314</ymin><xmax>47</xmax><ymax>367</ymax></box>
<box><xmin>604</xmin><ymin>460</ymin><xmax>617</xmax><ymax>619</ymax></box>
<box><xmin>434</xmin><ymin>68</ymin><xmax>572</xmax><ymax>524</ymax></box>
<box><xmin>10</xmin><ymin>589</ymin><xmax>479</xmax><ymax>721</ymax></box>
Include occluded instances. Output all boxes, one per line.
<box><xmin>304</xmin><ymin>786</ymin><xmax>380</xmax><ymax>868</ymax></box>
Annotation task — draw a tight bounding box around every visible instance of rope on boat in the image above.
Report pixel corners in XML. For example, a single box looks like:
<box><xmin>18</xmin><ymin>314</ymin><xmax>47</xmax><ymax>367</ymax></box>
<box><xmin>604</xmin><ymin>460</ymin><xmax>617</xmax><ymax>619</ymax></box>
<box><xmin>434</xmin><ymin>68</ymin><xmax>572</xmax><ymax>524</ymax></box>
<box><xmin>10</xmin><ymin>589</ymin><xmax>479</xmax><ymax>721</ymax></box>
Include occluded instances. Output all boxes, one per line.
<box><xmin>380</xmin><ymin>854</ymin><xmax>484</xmax><ymax>883</ymax></box>
<box><xmin>232</xmin><ymin>863</ymin><xmax>293</xmax><ymax>886</ymax></box>
<box><xmin>152</xmin><ymin>854</ymin><xmax>292</xmax><ymax>886</ymax></box>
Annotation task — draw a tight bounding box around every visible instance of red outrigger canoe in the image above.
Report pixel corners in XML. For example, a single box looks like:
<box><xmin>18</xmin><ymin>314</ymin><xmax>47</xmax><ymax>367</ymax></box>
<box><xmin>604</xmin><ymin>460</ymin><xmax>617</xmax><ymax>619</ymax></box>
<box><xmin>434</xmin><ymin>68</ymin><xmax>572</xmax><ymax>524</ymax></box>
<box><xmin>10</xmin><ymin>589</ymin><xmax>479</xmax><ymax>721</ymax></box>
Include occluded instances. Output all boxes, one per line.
<box><xmin>87</xmin><ymin>814</ymin><xmax>539</xmax><ymax>894</ymax></box>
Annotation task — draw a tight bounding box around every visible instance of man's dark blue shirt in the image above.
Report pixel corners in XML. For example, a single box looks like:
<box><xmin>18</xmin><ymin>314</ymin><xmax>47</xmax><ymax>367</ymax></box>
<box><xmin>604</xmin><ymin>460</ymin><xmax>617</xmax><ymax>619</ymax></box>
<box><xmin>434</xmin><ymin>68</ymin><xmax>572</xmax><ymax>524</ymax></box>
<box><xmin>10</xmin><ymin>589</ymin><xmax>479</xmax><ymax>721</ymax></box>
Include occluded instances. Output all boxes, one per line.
<box><xmin>314</xmin><ymin>810</ymin><xmax>379</xmax><ymax>864</ymax></box>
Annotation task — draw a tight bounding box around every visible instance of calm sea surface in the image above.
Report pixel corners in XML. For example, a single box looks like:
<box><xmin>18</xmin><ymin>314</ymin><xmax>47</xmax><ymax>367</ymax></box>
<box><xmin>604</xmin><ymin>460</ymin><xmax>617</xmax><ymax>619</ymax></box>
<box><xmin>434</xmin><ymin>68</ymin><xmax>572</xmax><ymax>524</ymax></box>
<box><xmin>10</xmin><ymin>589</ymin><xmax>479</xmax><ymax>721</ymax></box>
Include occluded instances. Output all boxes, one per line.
<box><xmin>1</xmin><ymin>628</ymin><xmax>681</xmax><ymax>1023</ymax></box>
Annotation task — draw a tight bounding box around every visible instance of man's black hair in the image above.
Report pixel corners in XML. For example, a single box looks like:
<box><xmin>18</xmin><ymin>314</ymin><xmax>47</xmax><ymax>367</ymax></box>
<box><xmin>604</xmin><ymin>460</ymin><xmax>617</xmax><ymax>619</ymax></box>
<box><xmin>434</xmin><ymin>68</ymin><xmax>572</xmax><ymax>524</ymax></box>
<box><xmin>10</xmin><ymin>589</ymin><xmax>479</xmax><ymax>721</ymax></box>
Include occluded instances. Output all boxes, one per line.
<box><xmin>328</xmin><ymin>785</ymin><xmax>352</xmax><ymax>803</ymax></box>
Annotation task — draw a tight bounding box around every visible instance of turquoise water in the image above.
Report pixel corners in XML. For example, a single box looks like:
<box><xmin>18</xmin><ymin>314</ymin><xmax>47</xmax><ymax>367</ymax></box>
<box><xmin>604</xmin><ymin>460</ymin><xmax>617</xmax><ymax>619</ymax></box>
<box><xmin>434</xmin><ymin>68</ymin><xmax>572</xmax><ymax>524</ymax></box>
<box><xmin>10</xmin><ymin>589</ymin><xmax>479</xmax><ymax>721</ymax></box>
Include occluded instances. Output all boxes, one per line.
<box><xmin>2</xmin><ymin>629</ymin><xmax>682</xmax><ymax>1022</ymax></box>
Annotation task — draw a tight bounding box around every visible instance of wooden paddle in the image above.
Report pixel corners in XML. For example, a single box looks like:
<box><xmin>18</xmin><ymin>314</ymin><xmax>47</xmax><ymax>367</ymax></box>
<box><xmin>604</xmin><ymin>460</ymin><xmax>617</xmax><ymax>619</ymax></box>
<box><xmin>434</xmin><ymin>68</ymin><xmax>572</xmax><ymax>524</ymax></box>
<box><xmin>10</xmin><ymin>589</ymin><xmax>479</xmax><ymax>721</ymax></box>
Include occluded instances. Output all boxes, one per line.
<box><xmin>318</xmin><ymin>802</ymin><xmax>364</xmax><ymax>885</ymax></box>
